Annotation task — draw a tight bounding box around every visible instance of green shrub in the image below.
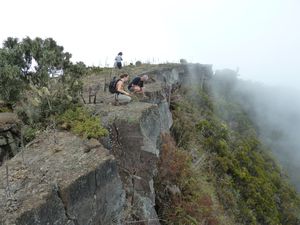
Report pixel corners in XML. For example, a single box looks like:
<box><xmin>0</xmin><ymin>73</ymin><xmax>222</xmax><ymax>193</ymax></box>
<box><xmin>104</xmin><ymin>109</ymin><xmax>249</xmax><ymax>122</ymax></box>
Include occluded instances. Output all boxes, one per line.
<box><xmin>135</xmin><ymin>61</ymin><xmax>142</xmax><ymax>66</ymax></box>
<box><xmin>0</xmin><ymin>106</ymin><xmax>12</xmax><ymax>112</ymax></box>
<box><xmin>180</xmin><ymin>59</ymin><xmax>188</xmax><ymax>64</ymax></box>
<box><xmin>0</xmin><ymin>64</ymin><xmax>24</xmax><ymax>104</ymax></box>
<box><xmin>155</xmin><ymin>134</ymin><xmax>221</xmax><ymax>225</ymax></box>
<box><xmin>22</xmin><ymin>125</ymin><xmax>39</xmax><ymax>143</ymax></box>
<box><xmin>57</xmin><ymin>107</ymin><xmax>108</xmax><ymax>139</ymax></box>
<box><xmin>197</xmin><ymin>117</ymin><xmax>300</xmax><ymax>224</ymax></box>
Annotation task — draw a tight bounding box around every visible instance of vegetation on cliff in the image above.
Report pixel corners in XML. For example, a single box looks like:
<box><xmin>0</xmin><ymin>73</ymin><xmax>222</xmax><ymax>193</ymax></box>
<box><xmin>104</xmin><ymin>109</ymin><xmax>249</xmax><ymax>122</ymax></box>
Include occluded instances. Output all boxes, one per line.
<box><xmin>2</xmin><ymin>36</ymin><xmax>300</xmax><ymax>224</ymax></box>
<box><xmin>57</xmin><ymin>107</ymin><xmax>108</xmax><ymax>138</ymax></box>
<box><xmin>155</xmin><ymin>73</ymin><xmax>300</xmax><ymax>224</ymax></box>
<box><xmin>0</xmin><ymin>37</ymin><xmax>107</xmax><ymax>142</ymax></box>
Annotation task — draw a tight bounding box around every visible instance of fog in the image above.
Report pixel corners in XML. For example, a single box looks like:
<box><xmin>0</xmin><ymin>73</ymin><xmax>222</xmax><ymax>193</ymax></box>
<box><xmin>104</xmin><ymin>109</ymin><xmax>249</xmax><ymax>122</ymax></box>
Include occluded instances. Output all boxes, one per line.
<box><xmin>213</xmin><ymin>70</ymin><xmax>300</xmax><ymax>191</ymax></box>
<box><xmin>1</xmin><ymin>0</ymin><xmax>299</xmax><ymax>87</ymax></box>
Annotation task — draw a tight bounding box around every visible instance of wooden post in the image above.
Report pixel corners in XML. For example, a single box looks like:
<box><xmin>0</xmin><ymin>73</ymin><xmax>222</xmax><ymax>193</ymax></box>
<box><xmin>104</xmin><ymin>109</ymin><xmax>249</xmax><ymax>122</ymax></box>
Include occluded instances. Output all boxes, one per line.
<box><xmin>6</xmin><ymin>164</ymin><xmax>11</xmax><ymax>198</ymax></box>
<box><xmin>88</xmin><ymin>87</ymin><xmax>92</xmax><ymax>104</ymax></box>
<box><xmin>21</xmin><ymin>127</ymin><xmax>25</xmax><ymax>164</ymax></box>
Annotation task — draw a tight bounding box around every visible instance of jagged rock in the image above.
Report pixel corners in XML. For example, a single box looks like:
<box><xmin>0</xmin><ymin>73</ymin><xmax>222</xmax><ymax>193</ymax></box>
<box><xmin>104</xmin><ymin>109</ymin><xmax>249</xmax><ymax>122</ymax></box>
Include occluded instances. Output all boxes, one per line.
<box><xmin>94</xmin><ymin>102</ymin><xmax>162</xmax><ymax>222</ymax></box>
<box><xmin>0</xmin><ymin>131</ymin><xmax>125</xmax><ymax>225</ymax></box>
<box><xmin>134</xmin><ymin>194</ymin><xmax>160</xmax><ymax>225</ymax></box>
<box><xmin>166</xmin><ymin>184</ymin><xmax>181</xmax><ymax>196</ymax></box>
<box><xmin>0</xmin><ymin>113</ymin><xmax>21</xmax><ymax>166</ymax></box>
<box><xmin>0</xmin><ymin>135</ymin><xmax>7</xmax><ymax>146</ymax></box>
<box><xmin>0</xmin><ymin>113</ymin><xmax>20</xmax><ymax>132</ymax></box>
<box><xmin>83</xmin><ymin>138</ymin><xmax>101</xmax><ymax>153</ymax></box>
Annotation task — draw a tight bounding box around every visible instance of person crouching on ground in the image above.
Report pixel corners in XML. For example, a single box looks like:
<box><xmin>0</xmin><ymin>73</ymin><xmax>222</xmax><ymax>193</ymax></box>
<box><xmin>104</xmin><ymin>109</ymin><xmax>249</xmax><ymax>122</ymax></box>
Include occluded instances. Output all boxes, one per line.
<box><xmin>116</xmin><ymin>74</ymin><xmax>131</xmax><ymax>104</ymax></box>
<box><xmin>128</xmin><ymin>75</ymin><xmax>149</xmax><ymax>97</ymax></box>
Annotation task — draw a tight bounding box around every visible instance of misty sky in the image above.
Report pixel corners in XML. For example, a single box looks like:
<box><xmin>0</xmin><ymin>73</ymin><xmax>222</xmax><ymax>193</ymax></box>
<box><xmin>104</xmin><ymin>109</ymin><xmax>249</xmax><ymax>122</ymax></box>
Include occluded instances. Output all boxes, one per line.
<box><xmin>0</xmin><ymin>0</ymin><xmax>299</xmax><ymax>89</ymax></box>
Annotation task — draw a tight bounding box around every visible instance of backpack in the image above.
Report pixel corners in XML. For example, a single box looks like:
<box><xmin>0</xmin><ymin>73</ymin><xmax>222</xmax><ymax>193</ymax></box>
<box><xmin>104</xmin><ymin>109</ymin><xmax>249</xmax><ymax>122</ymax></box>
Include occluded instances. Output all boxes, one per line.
<box><xmin>109</xmin><ymin>77</ymin><xmax>120</xmax><ymax>94</ymax></box>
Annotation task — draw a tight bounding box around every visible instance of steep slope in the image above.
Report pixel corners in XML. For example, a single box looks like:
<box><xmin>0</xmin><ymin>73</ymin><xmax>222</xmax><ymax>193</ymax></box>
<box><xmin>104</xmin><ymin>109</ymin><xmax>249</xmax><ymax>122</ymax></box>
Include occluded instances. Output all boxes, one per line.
<box><xmin>1</xmin><ymin>63</ymin><xmax>300</xmax><ymax>225</ymax></box>
<box><xmin>155</xmin><ymin>65</ymin><xmax>300</xmax><ymax>224</ymax></box>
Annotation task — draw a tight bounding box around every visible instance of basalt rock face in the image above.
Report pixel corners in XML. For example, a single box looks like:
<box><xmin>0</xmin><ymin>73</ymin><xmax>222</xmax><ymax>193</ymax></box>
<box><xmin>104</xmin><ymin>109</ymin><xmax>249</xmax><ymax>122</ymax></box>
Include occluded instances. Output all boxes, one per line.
<box><xmin>141</xmin><ymin>64</ymin><xmax>212</xmax><ymax>130</ymax></box>
<box><xmin>0</xmin><ymin>113</ymin><xmax>21</xmax><ymax>166</ymax></box>
<box><xmin>0</xmin><ymin>64</ymin><xmax>212</xmax><ymax>225</ymax></box>
<box><xmin>95</xmin><ymin>102</ymin><xmax>162</xmax><ymax>224</ymax></box>
<box><xmin>94</xmin><ymin>81</ymin><xmax>176</xmax><ymax>223</ymax></box>
<box><xmin>0</xmin><ymin>131</ymin><xmax>125</xmax><ymax>225</ymax></box>
<box><xmin>93</xmin><ymin>63</ymin><xmax>212</xmax><ymax>224</ymax></box>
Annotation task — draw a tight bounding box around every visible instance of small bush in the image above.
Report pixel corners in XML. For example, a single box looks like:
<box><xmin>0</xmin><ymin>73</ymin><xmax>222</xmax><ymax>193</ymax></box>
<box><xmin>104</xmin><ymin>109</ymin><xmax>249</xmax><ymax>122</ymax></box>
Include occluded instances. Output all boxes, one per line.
<box><xmin>57</xmin><ymin>107</ymin><xmax>108</xmax><ymax>139</ymax></box>
<box><xmin>22</xmin><ymin>125</ymin><xmax>39</xmax><ymax>143</ymax></box>
<box><xmin>155</xmin><ymin>134</ymin><xmax>220</xmax><ymax>225</ymax></box>
<box><xmin>180</xmin><ymin>59</ymin><xmax>188</xmax><ymax>64</ymax></box>
<box><xmin>135</xmin><ymin>61</ymin><xmax>142</xmax><ymax>66</ymax></box>
<box><xmin>0</xmin><ymin>64</ymin><xmax>24</xmax><ymax>104</ymax></box>
<box><xmin>0</xmin><ymin>106</ymin><xmax>12</xmax><ymax>112</ymax></box>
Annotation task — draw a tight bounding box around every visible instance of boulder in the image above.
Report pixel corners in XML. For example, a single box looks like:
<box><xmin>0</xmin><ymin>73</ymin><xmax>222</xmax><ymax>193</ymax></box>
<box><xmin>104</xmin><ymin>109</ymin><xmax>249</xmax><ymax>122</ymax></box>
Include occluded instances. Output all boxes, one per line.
<box><xmin>0</xmin><ymin>131</ymin><xmax>125</xmax><ymax>225</ymax></box>
<box><xmin>0</xmin><ymin>113</ymin><xmax>21</xmax><ymax>166</ymax></box>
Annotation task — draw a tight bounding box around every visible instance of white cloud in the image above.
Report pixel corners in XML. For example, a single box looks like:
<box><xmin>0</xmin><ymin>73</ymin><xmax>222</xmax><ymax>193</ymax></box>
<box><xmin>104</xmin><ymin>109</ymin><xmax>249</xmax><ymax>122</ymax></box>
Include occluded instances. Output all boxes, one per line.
<box><xmin>1</xmin><ymin>0</ymin><xmax>300</xmax><ymax>89</ymax></box>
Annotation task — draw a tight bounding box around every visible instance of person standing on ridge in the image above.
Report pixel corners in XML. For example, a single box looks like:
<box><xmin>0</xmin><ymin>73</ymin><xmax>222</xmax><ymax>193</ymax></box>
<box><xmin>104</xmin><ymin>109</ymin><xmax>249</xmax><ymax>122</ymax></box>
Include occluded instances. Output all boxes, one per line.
<box><xmin>115</xmin><ymin>52</ymin><xmax>123</xmax><ymax>69</ymax></box>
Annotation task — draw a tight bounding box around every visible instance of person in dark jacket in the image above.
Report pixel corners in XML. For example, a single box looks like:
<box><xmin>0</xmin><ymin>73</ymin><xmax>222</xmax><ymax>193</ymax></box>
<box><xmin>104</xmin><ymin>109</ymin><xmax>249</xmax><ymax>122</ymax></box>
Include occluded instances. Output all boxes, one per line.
<box><xmin>128</xmin><ymin>75</ymin><xmax>148</xmax><ymax>97</ymax></box>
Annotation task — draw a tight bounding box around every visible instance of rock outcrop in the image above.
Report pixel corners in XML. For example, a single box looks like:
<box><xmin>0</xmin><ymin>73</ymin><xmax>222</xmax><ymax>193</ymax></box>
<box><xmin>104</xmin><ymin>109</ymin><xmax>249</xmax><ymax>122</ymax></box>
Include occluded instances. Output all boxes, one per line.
<box><xmin>0</xmin><ymin>131</ymin><xmax>125</xmax><ymax>225</ymax></box>
<box><xmin>0</xmin><ymin>63</ymin><xmax>213</xmax><ymax>224</ymax></box>
<box><xmin>93</xmin><ymin>63</ymin><xmax>212</xmax><ymax>223</ymax></box>
<box><xmin>93</xmin><ymin>102</ymin><xmax>161</xmax><ymax>224</ymax></box>
<box><xmin>0</xmin><ymin>113</ymin><xmax>21</xmax><ymax>166</ymax></box>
